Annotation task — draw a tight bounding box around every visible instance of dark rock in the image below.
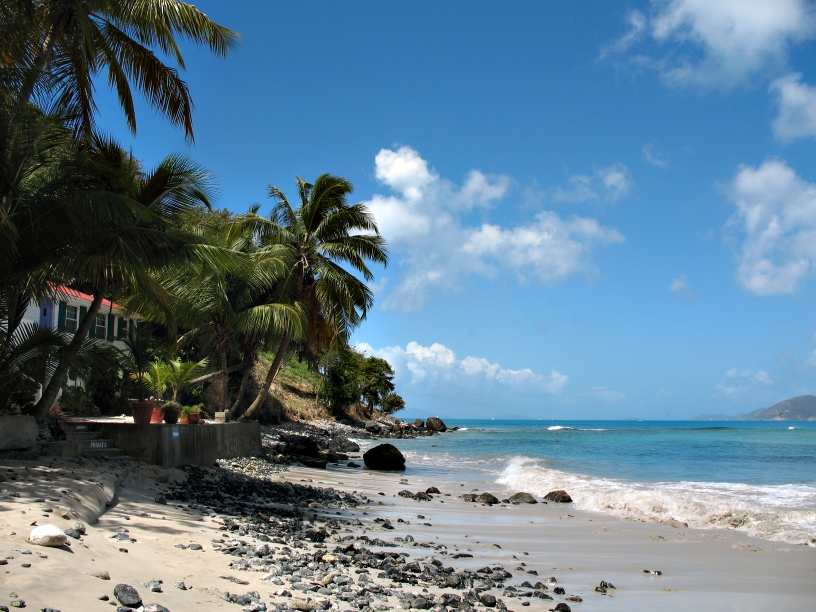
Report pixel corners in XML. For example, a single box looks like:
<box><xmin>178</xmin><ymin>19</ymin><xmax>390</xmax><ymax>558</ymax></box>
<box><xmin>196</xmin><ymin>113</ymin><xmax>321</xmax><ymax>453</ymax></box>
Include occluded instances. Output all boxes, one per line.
<box><xmin>565</xmin><ymin>596</ymin><xmax>582</xmax><ymax>602</ymax></box>
<box><xmin>426</xmin><ymin>487</ymin><xmax>441</xmax><ymax>494</ymax></box>
<box><xmin>365</xmin><ymin>420</ymin><xmax>381</xmax><ymax>433</ymax></box>
<box><xmin>305</xmin><ymin>529</ymin><xmax>328</xmax><ymax>543</ymax></box>
<box><xmin>113</xmin><ymin>584</ymin><xmax>142</xmax><ymax>608</ymax></box>
<box><xmin>479</xmin><ymin>594</ymin><xmax>497</xmax><ymax>607</ymax></box>
<box><xmin>543</xmin><ymin>490</ymin><xmax>572</xmax><ymax>503</ymax></box>
<box><xmin>142</xmin><ymin>606</ymin><xmax>170</xmax><ymax>612</ymax></box>
<box><xmin>553</xmin><ymin>587</ymin><xmax>565</xmax><ymax>595</ymax></box>
<box><xmin>413</xmin><ymin>492</ymin><xmax>432</xmax><ymax>501</ymax></box>
<box><xmin>300</xmin><ymin>457</ymin><xmax>328</xmax><ymax>469</ymax></box>
<box><xmin>476</xmin><ymin>492</ymin><xmax>500</xmax><ymax>505</ymax></box>
<box><xmin>413</xmin><ymin>419</ymin><xmax>425</xmax><ymax>428</ymax></box>
<box><xmin>552</xmin><ymin>604</ymin><xmax>571</xmax><ymax>612</ymax></box>
<box><xmin>533</xmin><ymin>592</ymin><xmax>553</xmax><ymax>600</ymax></box>
<box><xmin>445</xmin><ymin>574</ymin><xmax>461</xmax><ymax>588</ymax></box>
<box><xmin>508</xmin><ymin>492</ymin><xmax>537</xmax><ymax>504</ymax></box>
<box><xmin>187</xmin><ymin>543</ymin><xmax>203</xmax><ymax>550</ymax></box>
<box><xmin>461</xmin><ymin>493</ymin><xmax>477</xmax><ymax>502</ymax></box>
<box><xmin>9</xmin><ymin>603</ymin><xmax>24</xmax><ymax>609</ymax></box>
<box><xmin>63</xmin><ymin>528</ymin><xmax>81</xmax><ymax>539</ymax></box>
<box><xmin>363</xmin><ymin>443</ymin><xmax>406</xmax><ymax>471</ymax></box>
<box><xmin>426</xmin><ymin>417</ymin><xmax>447</xmax><ymax>432</ymax></box>
<box><xmin>346</xmin><ymin>462</ymin><xmax>360</xmax><ymax>468</ymax></box>
<box><xmin>398</xmin><ymin>490</ymin><xmax>415</xmax><ymax>498</ymax></box>
<box><xmin>643</xmin><ymin>569</ymin><xmax>662</xmax><ymax>575</ymax></box>
<box><xmin>281</xmin><ymin>434</ymin><xmax>320</xmax><ymax>457</ymax></box>
<box><xmin>411</xmin><ymin>597</ymin><xmax>429</xmax><ymax>609</ymax></box>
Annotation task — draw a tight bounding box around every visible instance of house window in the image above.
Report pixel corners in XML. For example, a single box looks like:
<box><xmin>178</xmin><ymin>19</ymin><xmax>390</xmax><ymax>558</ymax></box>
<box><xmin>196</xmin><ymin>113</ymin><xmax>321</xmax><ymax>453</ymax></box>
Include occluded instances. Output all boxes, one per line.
<box><xmin>65</xmin><ymin>306</ymin><xmax>78</xmax><ymax>333</ymax></box>
<box><xmin>119</xmin><ymin>318</ymin><xmax>128</xmax><ymax>338</ymax></box>
<box><xmin>95</xmin><ymin>314</ymin><xmax>106</xmax><ymax>339</ymax></box>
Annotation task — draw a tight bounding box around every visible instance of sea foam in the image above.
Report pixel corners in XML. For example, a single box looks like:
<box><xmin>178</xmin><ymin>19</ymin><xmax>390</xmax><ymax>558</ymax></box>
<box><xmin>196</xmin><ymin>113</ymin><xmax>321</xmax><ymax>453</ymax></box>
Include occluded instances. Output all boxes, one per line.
<box><xmin>497</xmin><ymin>456</ymin><xmax>816</xmax><ymax>545</ymax></box>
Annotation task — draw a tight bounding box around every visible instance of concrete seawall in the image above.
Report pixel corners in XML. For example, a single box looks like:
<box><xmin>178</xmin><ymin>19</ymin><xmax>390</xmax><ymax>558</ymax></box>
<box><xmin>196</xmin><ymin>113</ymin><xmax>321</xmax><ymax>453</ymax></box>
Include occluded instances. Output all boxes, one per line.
<box><xmin>98</xmin><ymin>422</ymin><xmax>262</xmax><ymax>468</ymax></box>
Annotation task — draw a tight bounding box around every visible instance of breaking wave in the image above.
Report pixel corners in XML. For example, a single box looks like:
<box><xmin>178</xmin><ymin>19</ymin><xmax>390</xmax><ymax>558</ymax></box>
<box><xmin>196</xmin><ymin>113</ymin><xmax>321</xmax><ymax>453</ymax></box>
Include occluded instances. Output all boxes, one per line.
<box><xmin>497</xmin><ymin>456</ymin><xmax>816</xmax><ymax>545</ymax></box>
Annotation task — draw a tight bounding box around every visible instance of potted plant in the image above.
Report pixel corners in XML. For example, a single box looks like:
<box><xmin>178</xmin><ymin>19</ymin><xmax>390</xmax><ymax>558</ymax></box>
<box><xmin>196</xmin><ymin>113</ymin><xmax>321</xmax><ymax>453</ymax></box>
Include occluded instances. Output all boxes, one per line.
<box><xmin>181</xmin><ymin>404</ymin><xmax>202</xmax><ymax>425</ymax></box>
<box><xmin>134</xmin><ymin>361</ymin><xmax>169</xmax><ymax>423</ymax></box>
<box><xmin>162</xmin><ymin>401</ymin><xmax>182</xmax><ymax>424</ymax></box>
<box><xmin>121</xmin><ymin>327</ymin><xmax>157</xmax><ymax>424</ymax></box>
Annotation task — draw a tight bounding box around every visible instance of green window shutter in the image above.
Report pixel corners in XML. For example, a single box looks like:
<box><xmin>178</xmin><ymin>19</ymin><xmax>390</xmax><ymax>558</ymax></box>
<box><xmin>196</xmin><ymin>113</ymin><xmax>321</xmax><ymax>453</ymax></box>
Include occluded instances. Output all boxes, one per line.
<box><xmin>57</xmin><ymin>301</ymin><xmax>67</xmax><ymax>332</ymax></box>
<box><xmin>79</xmin><ymin>305</ymin><xmax>89</xmax><ymax>337</ymax></box>
<box><xmin>117</xmin><ymin>317</ymin><xmax>125</xmax><ymax>339</ymax></box>
<box><xmin>107</xmin><ymin>313</ymin><xmax>115</xmax><ymax>341</ymax></box>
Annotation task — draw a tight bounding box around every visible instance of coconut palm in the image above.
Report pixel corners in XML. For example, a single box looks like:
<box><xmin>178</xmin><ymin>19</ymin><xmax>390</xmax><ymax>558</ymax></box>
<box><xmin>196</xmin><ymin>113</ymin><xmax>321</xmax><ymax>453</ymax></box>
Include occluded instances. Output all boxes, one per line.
<box><xmin>130</xmin><ymin>209</ymin><xmax>305</xmax><ymax>413</ymax></box>
<box><xmin>238</xmin><ymin>174</ymin><xmax>388</xmax><ymax>421</ymax></box>
<box><xmin>30</xmin><ymin>136</ymin><xmax>223</xmax><ymax>422</ymax></box>
<box><xmin>5</xmin><ymin>0</ymin><xmax>238</xmax><ymax>141</ymax></box>
<box><xmin>164</xmin><ymin>356</ymin><xmax>208</xmax><ymax>402</ymax></box>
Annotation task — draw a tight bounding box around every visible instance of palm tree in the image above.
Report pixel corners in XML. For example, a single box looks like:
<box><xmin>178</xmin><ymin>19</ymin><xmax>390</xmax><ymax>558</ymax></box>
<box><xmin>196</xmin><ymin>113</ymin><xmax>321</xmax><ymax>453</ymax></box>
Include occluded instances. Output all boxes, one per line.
<box><xmin>5</xmin><ymin>0</ymin><xmax>238</xmax><ymax>141</ymax></box>
<box><xmin>238</xmin><ymin>174</ymin><xmax>388</xmax><ymax>421</ymax></box>
<box><xmin>164</xmin><ymin>356</ymin><xmax>208</xmax><ymax>402</ymax></box>
<box><xmin>131</xmin><ymin>209</ymin><xmax>305</xmax><ymax>414</ymax></box>
<box><xmin>30</xmin><ymin>136</ymin><xmax>222</xmax><ymax>422</ymax></box>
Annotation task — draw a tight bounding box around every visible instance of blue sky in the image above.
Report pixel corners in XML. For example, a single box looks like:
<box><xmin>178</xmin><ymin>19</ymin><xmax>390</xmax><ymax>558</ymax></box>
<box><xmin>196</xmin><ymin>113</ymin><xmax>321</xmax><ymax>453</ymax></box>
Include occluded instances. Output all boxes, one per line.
<box><xmin>97</xmin><ymin>1</ymin><xmax>816</xmax><ymax>419</ymax></box>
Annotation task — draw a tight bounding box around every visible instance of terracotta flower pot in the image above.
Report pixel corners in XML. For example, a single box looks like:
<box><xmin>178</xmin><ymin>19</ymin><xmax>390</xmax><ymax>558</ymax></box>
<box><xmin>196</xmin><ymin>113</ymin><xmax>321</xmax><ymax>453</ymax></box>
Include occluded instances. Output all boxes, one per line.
<box><xmin>179</xmin><ymin>414</ymin><xmax>189</xmax><ymax>424</ymax></box>
<box><xmin>150</xmin><ymin>407</ymin><xmax>163</xmax><ymax>423</ymax></box>
<box><xmin>187</xmin><ymin>413</ymin><xmax>201</xmax><ymax>425</ymax></box>
<box><xmin>163</xmin><ymin>408</ymin><xmax>179</xmax><ymax>424</ymax></box>
<box><xmin>130</xmin><ymin>401</ymin><xmax>155</xmax><ymax>425</ymax></box>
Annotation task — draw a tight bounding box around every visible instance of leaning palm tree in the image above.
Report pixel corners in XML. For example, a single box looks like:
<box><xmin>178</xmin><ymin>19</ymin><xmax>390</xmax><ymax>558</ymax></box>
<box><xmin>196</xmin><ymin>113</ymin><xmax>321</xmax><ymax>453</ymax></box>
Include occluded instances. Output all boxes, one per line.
<box><xmin>30</xmin><ymin>136</ymin><xmax>224</xmax><ymax>422</ymax></box>
<box><xmin>237</xmin><ymin>174</ymin><xmax>388</xmax><ymax>422</ymax></box>
<box><xmin>132</xmin><ymin>209</ymin><xmax>305</xmax><ymax>413</ymax></box>
<box><xmin>6</xmin><ymin>0</ymin><xmax>238</xmax><ymax>141</ymax></box>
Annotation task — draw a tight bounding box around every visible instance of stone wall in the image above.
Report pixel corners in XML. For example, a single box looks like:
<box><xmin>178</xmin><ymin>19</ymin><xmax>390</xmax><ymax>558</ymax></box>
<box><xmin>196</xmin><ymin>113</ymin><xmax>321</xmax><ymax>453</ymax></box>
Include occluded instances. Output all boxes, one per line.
<box><xmin>0</xmin><ymin>415</ymin><xmax>38</xmax><ymax>451</ymax></box>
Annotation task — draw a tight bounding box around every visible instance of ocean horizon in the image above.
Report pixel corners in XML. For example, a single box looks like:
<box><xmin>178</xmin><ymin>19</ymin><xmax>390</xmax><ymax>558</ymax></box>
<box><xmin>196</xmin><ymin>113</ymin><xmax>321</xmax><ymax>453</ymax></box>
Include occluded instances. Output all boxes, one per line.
<box><xmin>368</xmin><ymin>419</ymin><xmax>816</xmax><ymax>546</ymax></box>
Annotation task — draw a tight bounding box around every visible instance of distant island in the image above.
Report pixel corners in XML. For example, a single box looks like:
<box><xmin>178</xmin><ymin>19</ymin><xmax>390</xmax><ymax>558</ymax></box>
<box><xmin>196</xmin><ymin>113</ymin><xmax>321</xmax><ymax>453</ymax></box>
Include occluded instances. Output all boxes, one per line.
<box><xmin>693</xmin><ymin>395</ymin><xmax>816</xmax><ymax>421</ymax></box>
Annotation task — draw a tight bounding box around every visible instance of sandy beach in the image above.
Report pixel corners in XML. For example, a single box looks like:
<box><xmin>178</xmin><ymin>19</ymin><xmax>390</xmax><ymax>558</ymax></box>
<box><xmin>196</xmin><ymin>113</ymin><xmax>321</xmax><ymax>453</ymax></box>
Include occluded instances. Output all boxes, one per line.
<box><xmin>1</xmin><ymin>453</ymin><xmax>814</xmax><ymax>612</ymax></box>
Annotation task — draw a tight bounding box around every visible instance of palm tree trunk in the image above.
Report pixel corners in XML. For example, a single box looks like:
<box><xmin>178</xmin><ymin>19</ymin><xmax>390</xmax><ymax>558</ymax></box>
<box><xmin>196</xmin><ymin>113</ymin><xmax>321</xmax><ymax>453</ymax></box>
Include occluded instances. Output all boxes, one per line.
<box><xmin>227</xmin><ymin>366</ymin><xmax>253</xmax><ymax>418</ymax></box>
<box><xmin>32</xmin><ymin>291</ymin><xmax>103</xmax><ymax>422</ymax></box>
<box><xmin>218</xmin><ymin>346</ymin><xmax>228</xmax><ymax>413</ymax></box>
<box><xmin>238</xmin><ymin>334</ymin><xmax>290</xmax><ymax>421</ymax></box>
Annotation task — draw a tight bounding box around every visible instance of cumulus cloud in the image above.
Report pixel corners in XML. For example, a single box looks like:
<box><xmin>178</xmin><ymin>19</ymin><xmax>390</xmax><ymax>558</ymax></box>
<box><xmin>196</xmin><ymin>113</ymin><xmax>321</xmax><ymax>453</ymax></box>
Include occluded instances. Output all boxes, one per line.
<box><xmin>716</xmin><ymin>367</ymin><xmax>774</xmax><ymax>399</ymax></box>
<box><xmin>770</xmin><ymin>73</ymin><xmax>816</xmax><ymax>142</ymax></box>
<box><xmin>669</xmin><ymin>273</ymin><xmax>698</xmax><ymax>302</ymax></box>
<box><xmin>364</xmin><ymin>147</ymin><xmax>625</xmax><ymax>311</ymax></box>
<box><xmin>356</xmin><ymin>341</ymin><xmax>568</xmax><ymax>395</ymax></box>
<box><xmin>554</xmin><ymin>164</ymin><xmax>632</xmax><ymax>203</ymax></box>
<box><xmin>727</xmin><ymin>159</ymin><xmax>816</xmax><ymax>295</ymax></box>
<box><xmin>606</xmin><ymin>0</ymin><xmax>816</xmax><ymax>88</ymax></box>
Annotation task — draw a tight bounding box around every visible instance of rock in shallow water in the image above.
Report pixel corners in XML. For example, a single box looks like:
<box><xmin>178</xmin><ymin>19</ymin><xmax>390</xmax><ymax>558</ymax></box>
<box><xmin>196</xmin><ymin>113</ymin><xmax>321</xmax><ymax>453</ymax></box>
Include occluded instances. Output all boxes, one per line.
<box><xmin>363</xmin><ymin>443</ymin><xmax>406</xmax><ymax>471</ymax></box>
<box><xmin>508</xmin><ymin>492</ymin><xmax>537</xmax><ymax>504</ymax></box>
<box><xmin>476</xmin><ymin>492</ymin><xmax>499</xmax><ymax>505</ymax></box>
<box><xmin>28</xmin><ymin>524</ymin><xmax>67</xmax><ymax>547</ymax></box>
<box><xmin>543</xmin><ymin>490</ymin><xmax>572</xmax><ymax>503</ymax></box>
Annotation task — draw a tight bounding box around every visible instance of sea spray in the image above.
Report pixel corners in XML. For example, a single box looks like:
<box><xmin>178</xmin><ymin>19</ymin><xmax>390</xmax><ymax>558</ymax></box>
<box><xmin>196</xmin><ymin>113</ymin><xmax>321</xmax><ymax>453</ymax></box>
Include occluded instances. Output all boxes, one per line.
<box><xmin>496</xmin><ymin>456</ymin><xmax>816</xmax><ymax>545</ymax></box>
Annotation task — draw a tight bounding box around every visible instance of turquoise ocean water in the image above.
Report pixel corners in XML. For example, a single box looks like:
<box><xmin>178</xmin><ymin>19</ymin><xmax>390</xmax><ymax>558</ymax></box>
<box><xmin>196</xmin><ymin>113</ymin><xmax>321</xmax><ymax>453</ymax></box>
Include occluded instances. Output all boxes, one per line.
<box><xmin>373</xmin><ymin>420</ymin><xmax>816</xmax><ymax>545</ymax></box>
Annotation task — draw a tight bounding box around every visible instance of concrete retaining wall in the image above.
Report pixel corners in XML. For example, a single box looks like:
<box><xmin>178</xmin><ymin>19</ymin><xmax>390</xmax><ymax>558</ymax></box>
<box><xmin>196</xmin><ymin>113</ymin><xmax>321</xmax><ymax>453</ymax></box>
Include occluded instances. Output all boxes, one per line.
<box><xmin>0</xmin><ymin>415</ymin><xmax>38</xmax><ymax>451</ymax></box>
<box><xmin>98</xmin><ymin>422</ymin><xmax>261</xmax><ymax>468</ymax></box>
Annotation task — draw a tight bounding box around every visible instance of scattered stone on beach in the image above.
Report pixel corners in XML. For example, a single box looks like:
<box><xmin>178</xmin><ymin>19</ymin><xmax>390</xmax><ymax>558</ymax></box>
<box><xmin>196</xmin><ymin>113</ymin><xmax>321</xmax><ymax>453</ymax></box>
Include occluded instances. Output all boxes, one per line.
<box><xmin>644</xmin><ymin>569</ymin><xmax>662</xmax><ymax>575</ymax></box>
<box><xmin>551</xmin><ymin>604</ymin><xmax>571</xmax><ymax>612</ymax></box>
<box><xmin>63</xmin><ymin>528</ymin><xmax>81</xmax><ymax>539</ymax></box>
<box><xmin>426</xmin><ymin>417</ymin><xmax>447</xmax><ymax>432</ymax></box>
<box><xmin>565</xmin><ymin>596</ymin><xmax>583</xmax><ymax>602</ymax></box>
<box><xmin>509</xmin><ymin>492</ymin><xmax>538</xmax><ymax>504</ymax></box>
<box><xmin>90</xmin><ymin>571</ymin><xmax>111</xmax><ymax>580</ymax></box>
<box><xmin>363</xmin><ymin>443</ymin><xmax>406</xmax><ymax>471</ymax></box>
<box><xmin>543</xmin><ymin>490</ymin><xmax>573</xmax><ymax>503</ymax></box>
<box><xmin>9</xmin><ymin>601</ymin><xmax>24</xmax><ymax>609</ymax></box>
<box><xmin>426</xmin><ymin>486</ymin><xmax>441</xmax><ymax>494</ymax></box>
<box><xmin>553</xmin><ymin>586</ymin><xmax>565</xmax><ymax>594</ymax></box>
<box><xmin>28</xmin><ymin>524</ymin><xmax>66</xmax><ymax>547</ymax></box>
<box><xmin>461</xmin><ymin>493</ymin><xmax>478</xmax><ymax>502</ymax></box>
<box><xmin>142</xmin><ymin>605</ymin><xmax>170</xmax><ymax>612</ymax></box>
<box><xmin>477</xmin><ymin>492</ymin><xmax>500</xmax><ymax>505</ymax></box>
<box><xmin>413</xmin><ymin>492</ymin><xmax>433</xmax><ymax>501</ymax></box>
<box><xmin>480</xmin><ymin>594</ymin><xmax>497</xmax><ymax>607</ymax></box>
<box><xmin>113</xmin><ymin>583</ymin><xmax>142</xmax><ymax>608</ymax></box>
<box><xmin>144</xmin><ymin>579</ymin><xmax>163</xmax><ymax>592</ymax></box>
<box><xmin>173</xmin><ymin>580</ymin><xmax>187</xmax><ymax>590</ymax></box>
<box><xmin>398</xmin><ymin>490</ymin><xmax>414</xmax><ymax>498</ymax></box>
<box><xmin>73</xmin><ymin>522</ymin><xmax>86</xmax><ymax>534</ymax></box>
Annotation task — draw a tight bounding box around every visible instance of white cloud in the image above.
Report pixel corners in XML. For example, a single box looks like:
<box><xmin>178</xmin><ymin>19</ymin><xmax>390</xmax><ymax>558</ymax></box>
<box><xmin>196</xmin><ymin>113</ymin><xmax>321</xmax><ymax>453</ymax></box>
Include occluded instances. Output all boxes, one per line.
<box><xmin>727</xmin><ymin>159</ymin><xmax>816</xmax><ymax>295</ymax></box>
<box><xmin>588</xmin><ymin>386</ymin><xmax>628</xmax><ymax>403</ymax></box>
<box><xmin>365</xmin><ymin>147</ymin><xmax>625</xmax><ymax>311</ymax></box>
<box><xmin>356</xmin><ymin>341</ymin><xmax>568</xmax><ymax>395</ymax></box>
<box><xmin>669</xmin><ymin>274</ymin><xmax>687</xmax><ymax>292</ymax></box>
<box><xmin>642</xmin><ymin>143</ymin><xmax>669</xmax><ymax>168</ymax></box>
<box><xmin>607</xmin><ymin>0</ymin><xmax>816</xmax><ymax>88</ymax></box>
<box><xmin>554</xmin><ymin>164</ymin><xmax>632</xmax><ymax>203</ymax></box>
<box><xmin>716</xmin><ymin>367</ymin><xmax>774</xmax><ymax>399</ymax></box>
<box><xmin>770</xmin><ymin>73</ymin><xmax>816</xmax><ymax>142</ymax></box>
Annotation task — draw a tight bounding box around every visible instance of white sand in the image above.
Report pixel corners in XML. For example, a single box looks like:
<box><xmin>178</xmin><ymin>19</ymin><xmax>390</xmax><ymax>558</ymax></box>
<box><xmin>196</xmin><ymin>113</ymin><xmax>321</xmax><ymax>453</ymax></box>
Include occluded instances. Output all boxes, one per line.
<box><xmin>0</xmin><ymin>457</ymin><xmax>814</xmax><ymax>611</ymax></box>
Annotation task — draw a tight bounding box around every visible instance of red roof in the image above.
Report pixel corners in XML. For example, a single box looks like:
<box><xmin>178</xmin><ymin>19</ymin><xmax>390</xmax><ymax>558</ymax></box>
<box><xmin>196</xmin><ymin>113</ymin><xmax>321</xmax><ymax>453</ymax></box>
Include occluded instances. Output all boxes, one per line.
<box><xmin>55</xmin><ymin>286</ymin><xmax>130</xmax><ymax>313</ymax></box>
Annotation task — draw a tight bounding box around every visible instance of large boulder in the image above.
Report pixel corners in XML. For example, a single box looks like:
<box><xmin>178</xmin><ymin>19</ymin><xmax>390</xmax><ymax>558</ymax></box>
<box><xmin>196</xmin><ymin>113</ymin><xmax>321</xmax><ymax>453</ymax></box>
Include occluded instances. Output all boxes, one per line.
<box><xmin>544</xmin><ymin>490</ymin><xmax>573</xmax><ymax>503</ymax></box>
<box><xmin>364</xmin><ymin>420</ymin><xmax>380</xmax><ymax>433</ymax></box>
<box><xmin>413</xmin><ymin>418</ymin><xmax>425</xmax><ymax>428</ymax></box>
<box><xmin>113</xmin><ymin>584</ymin><xmax>142</xmax><ymax>608</ymax></box>
<box><xmin>508</xmin><ymin>492</ymin><xmax>538</xmax><ymax>504</ymax></box>
<box><xmin>29</xmin><ymin>524</ymin><xmax>67</xmax><ymax>547</ymax></box>
<box><xmin>363</xmin><ymin>443</ymin><xmax>406</xmax><ymax>471</ymax></box>
<box><xmin>280</xmin><ymin>434</ymin><xmax>319</xmax><ymax>457</ymax></box>
<box><xmin>426</xmin><ymin>417</ymin><xmax>447</xmax><ymax>432</ymax></box>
